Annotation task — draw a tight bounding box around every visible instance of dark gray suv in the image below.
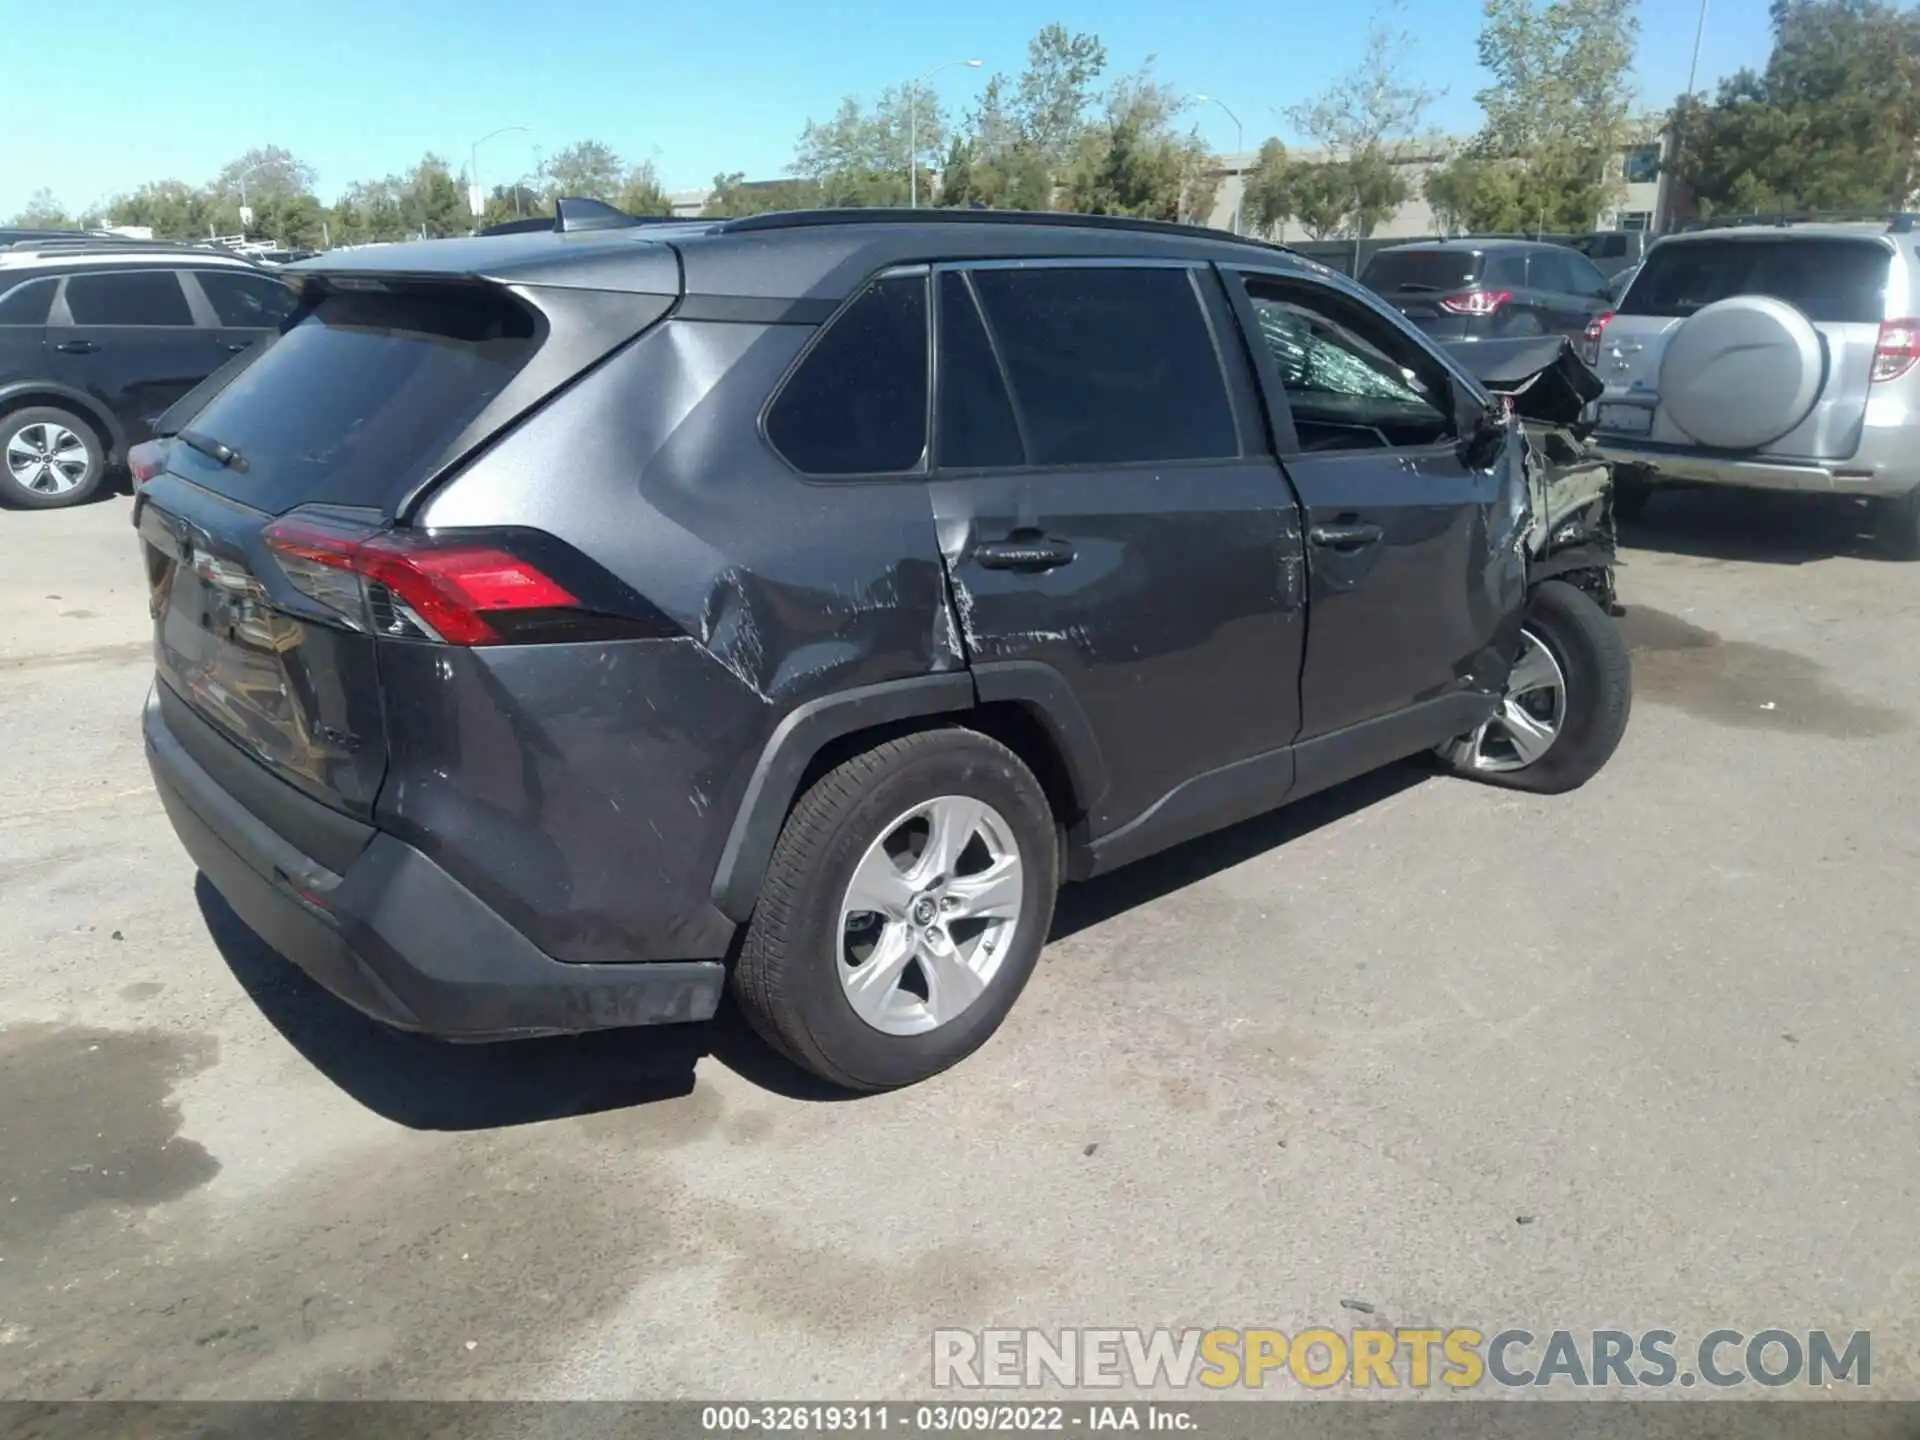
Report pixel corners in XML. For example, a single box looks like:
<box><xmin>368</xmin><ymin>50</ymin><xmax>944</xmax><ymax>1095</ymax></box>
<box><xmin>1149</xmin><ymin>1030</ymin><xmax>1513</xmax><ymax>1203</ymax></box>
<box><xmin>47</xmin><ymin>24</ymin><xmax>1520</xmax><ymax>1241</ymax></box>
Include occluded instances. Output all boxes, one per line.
<box><xmin>139</xmin><ymin>204</ymin><xmax>1631</xmax><ymax>1090</ymax></box>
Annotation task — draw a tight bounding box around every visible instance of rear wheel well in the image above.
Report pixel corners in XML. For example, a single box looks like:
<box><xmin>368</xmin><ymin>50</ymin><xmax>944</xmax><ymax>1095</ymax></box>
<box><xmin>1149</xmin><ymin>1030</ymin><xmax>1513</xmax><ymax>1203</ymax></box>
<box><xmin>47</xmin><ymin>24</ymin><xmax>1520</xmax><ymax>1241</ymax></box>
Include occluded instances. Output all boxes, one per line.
<box><xmin>790</xmin><ymin>701</ymin><xmax>1084</xmax><ymax>830</ymax></box>
<box><xmin>0</xmin><ymin>391</ymin><xmax>118</xmax><ymax>460</ymax></box>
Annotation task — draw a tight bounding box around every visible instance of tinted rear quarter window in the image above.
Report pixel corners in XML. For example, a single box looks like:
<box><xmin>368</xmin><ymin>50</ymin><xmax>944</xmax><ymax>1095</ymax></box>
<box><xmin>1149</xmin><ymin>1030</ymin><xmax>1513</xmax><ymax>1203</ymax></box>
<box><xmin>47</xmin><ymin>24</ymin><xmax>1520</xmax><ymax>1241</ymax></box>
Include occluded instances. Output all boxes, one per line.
<box><xmin>0</xmin><ymin>277</ymin><xmax>54</xmax><ymax>324</ymax></box>
<box><xmin>65</xmin><ymin>270</ymin><xmax>193</xmax><ymax>326</ymax></box>
<box><xmin>766</xmin><ymin>275</ymin><xmax>928</xmax><ymax>475</ymax></box>
<box><xmin>967</xmin><ymin>266</ymin><xmax>1237</xmax><ymax>466</ymax></box>
<box><xmin>195</xmin><ymin>269</ymin><xmax>296</xmax><ymax>328</ymax></box>
<box><xmin>169</xmin><ymin>283</ymin><xmax>541</xmax><ymax>511</ymax></box>
<box><xmin>1361</xmin><ymin>250</ymin><xmax>1481</xmax><ymax>292</ymax></box>
<box><xmin>1623</xmin><ymin>238</ymin><xmax>1891</xmax><ymax>323</ymax></box>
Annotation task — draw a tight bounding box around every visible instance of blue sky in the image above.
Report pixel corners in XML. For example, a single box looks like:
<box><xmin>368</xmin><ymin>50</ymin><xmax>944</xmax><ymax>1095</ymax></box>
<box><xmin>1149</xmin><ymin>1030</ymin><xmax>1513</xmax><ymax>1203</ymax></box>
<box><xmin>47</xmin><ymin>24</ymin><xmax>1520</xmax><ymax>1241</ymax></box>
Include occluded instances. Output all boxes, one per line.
<box><xmin>3</xmin><ymin>0</ymin><xmax>1772</xmax><ymax>218</ymax></box>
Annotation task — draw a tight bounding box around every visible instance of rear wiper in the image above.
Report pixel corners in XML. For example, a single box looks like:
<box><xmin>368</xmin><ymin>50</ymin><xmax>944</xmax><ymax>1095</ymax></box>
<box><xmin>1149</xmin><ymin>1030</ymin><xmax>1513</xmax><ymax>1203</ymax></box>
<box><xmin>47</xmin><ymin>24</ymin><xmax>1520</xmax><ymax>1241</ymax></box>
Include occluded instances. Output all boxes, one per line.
<box><xmin>175</xmin><ymin>429</ymin><xmax>247</xmax><ymax>472</ymax></box>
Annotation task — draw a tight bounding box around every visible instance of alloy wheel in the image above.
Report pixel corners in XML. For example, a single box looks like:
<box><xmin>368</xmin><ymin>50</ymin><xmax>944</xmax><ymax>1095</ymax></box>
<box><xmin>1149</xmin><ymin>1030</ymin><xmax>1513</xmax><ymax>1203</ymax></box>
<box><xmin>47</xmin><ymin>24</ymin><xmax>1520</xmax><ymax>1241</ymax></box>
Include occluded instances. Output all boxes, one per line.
<box><xmin>5</xmin><ymin>422</ymin><xmax>91</xmax><ymax>496</ymax></box>
<box><xmin>837</xmin><ymin>795</ymin><xmax>1027</xmax><ymax>1036</ymax></box>
<box><xmin>1444</xmin><ymin>629</ymin><xmax>1568</xmax><ymax>774</ymax></box>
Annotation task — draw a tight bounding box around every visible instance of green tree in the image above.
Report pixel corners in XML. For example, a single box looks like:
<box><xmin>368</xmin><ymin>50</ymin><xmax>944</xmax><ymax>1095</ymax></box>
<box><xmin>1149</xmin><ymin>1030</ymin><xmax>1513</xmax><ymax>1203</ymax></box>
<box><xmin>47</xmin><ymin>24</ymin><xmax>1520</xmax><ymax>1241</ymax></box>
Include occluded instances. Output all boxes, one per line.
<box><xmin>617</xmin><ymin>160</ymin><xmax>672</xmax><ymax>215</ymax></box>
<box><xmin>1282</xmin><ymin>5</ymin><xmax>1434</xmax><ymax>238</ymax></box>
<box><xmin>542</xmin><ymin>140</ymin><xmax>626</xmax><ymax>200</ymax></box>
<box><xmin>405</xmin><ymin>154</ymin><xmax>468</xmax><ymax>237</ymax></box>
<box><xmin>96</xmin><ymin>180</ymin><xmax>209</xmax><ymax>238</ymax></box>
<box><xmin>701</xmin><ymin>172</ymin><xmax>823</xmax><ymax>218</ymax></box>
<box><xmin>9</xmin><ymin>188</ymin><xmax>75</xmax><ymax>228</ymax></box>
<box><xmin>1010</xmin><ymin>24</ymin><xmax>1110</xmax><ymax>170</ymax></box>
<box><xmin>1063</xmin><ymin>67</ymin><xmax>1218</xmax><ymax>222</ymax></box>
<box><xmin>1243</xmin><ymin>139</ymin><xmax>1294</xmax><ymax>236</ymax></box>
<box><xmin>795</xmin><ymin>87</ymin><xmax>945</xmax><ymax>206</ymax></box>
<box><xmin>1668</xmin><ymin>0</ymin><xmax>1920</xmax><ymax>215</ymax></box>
<box><xmin>1427</xmin><ymin>0</ymin><xmax>1639</xmax><ymax>232</ymax></box>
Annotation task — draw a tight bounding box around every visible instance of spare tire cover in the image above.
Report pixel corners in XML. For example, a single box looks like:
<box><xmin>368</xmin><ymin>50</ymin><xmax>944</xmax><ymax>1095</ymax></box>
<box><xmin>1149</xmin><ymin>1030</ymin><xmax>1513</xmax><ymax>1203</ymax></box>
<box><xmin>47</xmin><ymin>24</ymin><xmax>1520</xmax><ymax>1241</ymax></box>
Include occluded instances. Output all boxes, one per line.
<box><xmin>1658</xmin><ymin>294</ymin><xmax>1824</xmax><ymax>449</ymax></box>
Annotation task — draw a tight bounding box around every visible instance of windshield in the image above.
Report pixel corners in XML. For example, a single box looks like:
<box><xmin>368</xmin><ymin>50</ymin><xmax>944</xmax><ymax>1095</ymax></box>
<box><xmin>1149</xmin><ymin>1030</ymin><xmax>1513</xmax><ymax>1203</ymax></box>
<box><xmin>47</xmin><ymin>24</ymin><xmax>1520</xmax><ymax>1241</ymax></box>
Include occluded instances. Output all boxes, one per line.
<box><xmin>1621</xmin><ymin>237</ymin><xmax>1891</xmax><ymax>322</ymax></box>
<box><xmin>1361</xmin><ymin>249</ymin><xmax>1482</xmax><ymax>292</ymax></box>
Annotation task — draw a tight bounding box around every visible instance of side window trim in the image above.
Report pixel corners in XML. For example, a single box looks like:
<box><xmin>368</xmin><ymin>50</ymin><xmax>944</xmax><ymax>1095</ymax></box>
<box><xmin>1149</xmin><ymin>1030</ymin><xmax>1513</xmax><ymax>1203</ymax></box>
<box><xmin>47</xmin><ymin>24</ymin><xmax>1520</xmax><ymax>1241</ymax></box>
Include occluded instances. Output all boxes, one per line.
<box><xmin>178</xmin><ymin>270</ymin><xmax>223</xmax><ymax>328</ymax></box>
<box><xmin>942</xmin><ymin>267</ymin><xmax>1034</xmax><ymax>465</ymax></box>
<box><xmin>1225</xmin><ymin>266</ymin><xmax>1477</xmax><ymax>460</ymax></box>
<box><xmin>933</xmin><ymin>257</ymin><xmax>1244</xmax><ymax>476</ymax></box>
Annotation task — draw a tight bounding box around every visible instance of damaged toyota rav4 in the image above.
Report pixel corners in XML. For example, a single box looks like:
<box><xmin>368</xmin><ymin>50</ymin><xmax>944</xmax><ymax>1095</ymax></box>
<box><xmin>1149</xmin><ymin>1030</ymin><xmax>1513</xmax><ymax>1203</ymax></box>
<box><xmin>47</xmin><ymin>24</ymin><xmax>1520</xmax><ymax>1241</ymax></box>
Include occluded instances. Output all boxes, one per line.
<box><xmin>138</xmin><ymin>203</ymin><xmax>1631</xmax><ymax>1091</ymax></box>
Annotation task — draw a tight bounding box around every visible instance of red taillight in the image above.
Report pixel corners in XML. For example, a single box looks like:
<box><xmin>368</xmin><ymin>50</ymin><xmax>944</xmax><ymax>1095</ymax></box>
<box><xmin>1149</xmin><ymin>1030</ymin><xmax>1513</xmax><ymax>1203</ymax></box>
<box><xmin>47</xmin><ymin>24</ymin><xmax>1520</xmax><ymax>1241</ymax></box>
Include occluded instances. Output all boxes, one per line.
<box><xmin>1439</xmin><ymin>290</ymin><xmax>1512</xmax><ymax>317</ymax></box>
<box><xmin>1579</xmin><ymin>311</ymin><xmax>1615</xmax><ymax>365</ymax></box>
<box><xmin>1872</xmin><ymin>318</ymin><xmax>1920</xmax><ymax>382</ymax></box>
<box><xmin>128</xmin><ymin>439</ymin><xmax>167</xmax><ymax>487</ymax></box>
<box><xmin>263</xmin><ymin>515</ymin><xmax>578</xmax><ymax>645</ymax></box>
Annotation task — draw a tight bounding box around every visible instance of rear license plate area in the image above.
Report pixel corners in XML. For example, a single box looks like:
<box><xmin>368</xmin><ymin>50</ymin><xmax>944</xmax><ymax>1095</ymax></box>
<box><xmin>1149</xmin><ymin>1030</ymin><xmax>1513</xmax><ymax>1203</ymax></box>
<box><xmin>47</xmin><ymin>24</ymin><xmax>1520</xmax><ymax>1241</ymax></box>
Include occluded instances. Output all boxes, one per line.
<box><xmin>1597</xmin><ymin>403</ymin><xmax>1653</xmax><ymax>436</ymax></box>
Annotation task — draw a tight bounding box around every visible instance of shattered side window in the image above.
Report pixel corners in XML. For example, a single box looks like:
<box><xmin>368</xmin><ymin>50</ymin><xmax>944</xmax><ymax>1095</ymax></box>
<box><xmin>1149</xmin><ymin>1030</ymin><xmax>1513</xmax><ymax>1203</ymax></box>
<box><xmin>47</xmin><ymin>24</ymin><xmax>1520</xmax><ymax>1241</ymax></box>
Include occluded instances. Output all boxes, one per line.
<box><xmin>1243</xmin><ymin>278</ymin><xmax>1455</xmax><ymax>452</ymax></box>
<box><xmin>766</xmin><ymin>274</ymin><xmax>929</xmax><ymax>476</ymax></box>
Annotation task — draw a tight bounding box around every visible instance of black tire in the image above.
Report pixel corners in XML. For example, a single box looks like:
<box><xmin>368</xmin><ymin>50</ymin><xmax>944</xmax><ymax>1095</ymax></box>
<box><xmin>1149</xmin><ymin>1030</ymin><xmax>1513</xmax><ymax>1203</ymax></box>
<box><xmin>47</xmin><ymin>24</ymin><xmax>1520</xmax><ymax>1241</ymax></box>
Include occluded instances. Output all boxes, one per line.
<box><xmin>1874</xmin><ymin>485</ymin><xmax>1920</xmax><ymax>561</ymax></box>
<box><xmin>1444</xmin><ymin>579</ymin><xmax>1632</xmax><ymax>794</ymax></box>
<box><xmin>733</xmin><ymin>727</ymin><xmax>1059</xmax><ymax>1091</ymax></box>
<box><xmin>1611</xmin><ymin>466</ymin><xmax>1653</xmax><ymax>522</ymax></box>
<box><xmin>0</xmin><ymin>406</ymin><xmax>107</xmax><ymax>510</ymax></box>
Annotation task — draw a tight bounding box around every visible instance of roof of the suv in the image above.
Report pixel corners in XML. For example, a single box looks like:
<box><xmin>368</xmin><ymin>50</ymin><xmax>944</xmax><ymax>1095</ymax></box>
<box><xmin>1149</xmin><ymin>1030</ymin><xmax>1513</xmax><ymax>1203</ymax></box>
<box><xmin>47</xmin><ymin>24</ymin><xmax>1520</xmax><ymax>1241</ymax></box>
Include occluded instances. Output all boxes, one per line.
<box><xmin>292</xmin><ymin>208</ymin><xmax>1324</xmax><ymax>303</ymax></box>
<box><xmin>1653</xmin><ymin>221</ymin><xmax>1907</xmax><ymax>247</ymax></box>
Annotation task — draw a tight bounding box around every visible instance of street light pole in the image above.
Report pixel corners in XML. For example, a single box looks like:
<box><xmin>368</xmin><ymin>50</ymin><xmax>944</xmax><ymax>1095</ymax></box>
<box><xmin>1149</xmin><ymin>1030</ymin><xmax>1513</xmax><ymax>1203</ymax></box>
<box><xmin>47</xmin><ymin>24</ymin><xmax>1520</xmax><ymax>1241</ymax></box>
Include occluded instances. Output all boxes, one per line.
<box><xmin>470</xmin><ymin>125</ymin><xmax>531</xmax><ymax>223</ymax></box>
<box><xmin>909</xmin><ymin>58</ymin><xmax>982</xmax><ymax>208</ymax></box>
<box><xmin>1685</xmin><ymin>0</ymin><xmax>1710</xmax><ymax>97</ymax></box>
<box><xmin>1194</xmin><ymin>95</ymin><xmax>1245</xmax><ymax>234</ymax></box>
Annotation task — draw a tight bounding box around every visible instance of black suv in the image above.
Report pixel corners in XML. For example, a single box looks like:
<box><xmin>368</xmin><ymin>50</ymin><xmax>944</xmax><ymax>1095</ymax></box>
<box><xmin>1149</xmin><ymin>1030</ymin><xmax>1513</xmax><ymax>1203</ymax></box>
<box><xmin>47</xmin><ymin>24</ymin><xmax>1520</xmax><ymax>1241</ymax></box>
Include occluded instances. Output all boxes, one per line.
<box><xmin>139</xmin><ymin>204</ymin><xmax>1631</xmax><ymax>1091</ymax></box>
<box><xmin>1362</xmin><ymin>239</ymin><xmax>1614</xmax><ymax>342</ymax></box>
<box><xmin>0</xmin><ymin>243</ymin><xmax>295</xmax><ymax>509</ymax></box>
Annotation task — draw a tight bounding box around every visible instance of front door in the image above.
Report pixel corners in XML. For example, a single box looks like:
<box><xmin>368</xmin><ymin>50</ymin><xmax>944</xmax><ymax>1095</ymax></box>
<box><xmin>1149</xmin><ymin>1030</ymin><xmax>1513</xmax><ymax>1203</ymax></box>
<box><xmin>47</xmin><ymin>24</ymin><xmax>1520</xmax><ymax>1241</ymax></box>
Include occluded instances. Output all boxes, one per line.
<box><xmin>927</xmin><ymin>262</ymin><xmax>1306</xmax><ymax>848</ymax></box>
<box><xmin>48</xmin><ymin>268</ymin><xmax>210</xmax><ymax>443</ymax></box>
<box><xmin>1226</xmin><ymin>268</ymin><xmax>1521</xmax><ymax>762</ymax></box>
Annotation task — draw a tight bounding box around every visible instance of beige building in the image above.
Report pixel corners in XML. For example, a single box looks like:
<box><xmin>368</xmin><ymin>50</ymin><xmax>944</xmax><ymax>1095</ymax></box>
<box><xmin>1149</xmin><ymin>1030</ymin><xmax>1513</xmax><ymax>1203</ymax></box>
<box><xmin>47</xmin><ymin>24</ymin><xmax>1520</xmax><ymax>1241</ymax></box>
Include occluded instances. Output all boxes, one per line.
<box><xmin>1201</xmin><ymin>131</ymin><xmax>1671</xmax><ymax>240</ymax></box>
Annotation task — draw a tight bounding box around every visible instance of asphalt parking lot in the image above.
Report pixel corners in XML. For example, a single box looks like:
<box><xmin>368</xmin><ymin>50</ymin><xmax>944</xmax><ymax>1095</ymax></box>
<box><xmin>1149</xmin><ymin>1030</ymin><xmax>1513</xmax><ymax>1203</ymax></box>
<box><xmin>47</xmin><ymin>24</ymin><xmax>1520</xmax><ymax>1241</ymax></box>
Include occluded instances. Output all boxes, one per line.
<box><xmin>2</xmin><ymin>487</ymin><xmax>1917</xmax><ymax>1401</ymax></box>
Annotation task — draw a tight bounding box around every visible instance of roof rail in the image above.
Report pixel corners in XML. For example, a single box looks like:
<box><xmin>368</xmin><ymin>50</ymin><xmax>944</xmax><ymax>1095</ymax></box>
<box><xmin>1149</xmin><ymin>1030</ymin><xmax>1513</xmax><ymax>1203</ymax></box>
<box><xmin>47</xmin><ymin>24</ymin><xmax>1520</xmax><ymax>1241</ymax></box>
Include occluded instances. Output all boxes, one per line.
<box><xmin>1676</xmin><ymin>209</ymin><xmax>1919</xmax><ymax>234</ymax></box>
<box><xmin>716</xmin><ymin>206</ymin><xmax>1297</xmax><ymax>254</ymax></box>
<box><xmin>1</xmin><ymin>236</ymin><xmax>256</xmax><ymax>259</ymax></box>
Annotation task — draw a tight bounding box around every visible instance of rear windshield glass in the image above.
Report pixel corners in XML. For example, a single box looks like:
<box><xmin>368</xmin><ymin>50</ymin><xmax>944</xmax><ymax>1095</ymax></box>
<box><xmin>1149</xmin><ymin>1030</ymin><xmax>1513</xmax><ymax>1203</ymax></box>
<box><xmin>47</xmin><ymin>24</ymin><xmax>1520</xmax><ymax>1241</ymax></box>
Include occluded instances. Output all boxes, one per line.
<box><xmin>1621</xmin><ymin>238</ymin><xmax>1890</xmax><ymax>322</ymax></box>
<box><xmin>1361</xmin><ymin>250</ymin><xmax>1481</xmax><ymax>292</ymax></box>
<box><xmin>167</xmin><ymin>284</ymin><xmax>540</xmax><ymax>511</ymax></box>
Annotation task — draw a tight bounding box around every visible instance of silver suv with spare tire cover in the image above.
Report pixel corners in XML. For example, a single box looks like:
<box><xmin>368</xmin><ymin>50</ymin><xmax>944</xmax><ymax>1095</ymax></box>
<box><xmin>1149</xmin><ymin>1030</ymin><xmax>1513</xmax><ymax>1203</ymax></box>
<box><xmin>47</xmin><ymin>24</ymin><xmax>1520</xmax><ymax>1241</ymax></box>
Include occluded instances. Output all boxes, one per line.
<box><xmin>1586</xmin><ymin>216</ymin><xmax>1920</xmax><ymax>557</ymax></box>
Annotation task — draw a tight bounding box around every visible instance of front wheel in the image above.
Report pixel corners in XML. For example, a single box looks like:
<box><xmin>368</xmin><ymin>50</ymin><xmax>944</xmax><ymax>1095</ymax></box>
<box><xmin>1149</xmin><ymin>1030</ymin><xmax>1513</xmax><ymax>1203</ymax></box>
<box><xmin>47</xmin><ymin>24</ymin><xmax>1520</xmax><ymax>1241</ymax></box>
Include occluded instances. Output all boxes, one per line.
<box><xmin>732</xmin><ymin>728</ymin><xmax>1059</xmax><ymax>1091</ymax></box>
<box><xmin>1439</xmin><ymin>580</ymin><xmax>1632</xmax><ymax>794</ymax></box>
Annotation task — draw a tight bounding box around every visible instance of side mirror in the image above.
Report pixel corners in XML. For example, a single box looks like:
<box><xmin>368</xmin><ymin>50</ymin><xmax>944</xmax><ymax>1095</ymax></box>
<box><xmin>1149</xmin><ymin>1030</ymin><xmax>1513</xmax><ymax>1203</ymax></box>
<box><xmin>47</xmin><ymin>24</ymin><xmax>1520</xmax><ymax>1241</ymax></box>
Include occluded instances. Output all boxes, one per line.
<box><xmin>1459</xmin><ymin>404</ymin><xmax>1510</xmax><ymax>470</ymax></box>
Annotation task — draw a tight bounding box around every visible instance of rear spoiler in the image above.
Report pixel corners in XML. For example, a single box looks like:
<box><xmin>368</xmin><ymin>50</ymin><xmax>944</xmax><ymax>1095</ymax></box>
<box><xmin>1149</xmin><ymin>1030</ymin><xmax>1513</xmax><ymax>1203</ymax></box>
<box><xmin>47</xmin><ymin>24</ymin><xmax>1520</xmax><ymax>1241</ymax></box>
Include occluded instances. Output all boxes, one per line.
<box><xmin>1444</xmin><ymin>335</ymin><xmax>1602</xmax><ymax>426</ymax></box>
<box><xmin>476</xmin><ymin>196</ymin><xmax>682</xmax><ymax>237</ymax></box>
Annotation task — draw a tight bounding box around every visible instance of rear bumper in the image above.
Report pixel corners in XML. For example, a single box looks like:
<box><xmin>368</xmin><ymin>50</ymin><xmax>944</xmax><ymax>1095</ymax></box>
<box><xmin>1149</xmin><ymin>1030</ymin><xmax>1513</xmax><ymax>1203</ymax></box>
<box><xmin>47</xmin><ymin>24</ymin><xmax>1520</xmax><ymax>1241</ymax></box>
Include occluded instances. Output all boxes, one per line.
<box><xmin>145</xmin><ymin>687</ymin><xmax>725</xmax><ymax>1040</ymax></box>
<box><xmin>1596</xmin><ymin>442</ymin><xmax>1920</xmax><ymax>498</ymax></box>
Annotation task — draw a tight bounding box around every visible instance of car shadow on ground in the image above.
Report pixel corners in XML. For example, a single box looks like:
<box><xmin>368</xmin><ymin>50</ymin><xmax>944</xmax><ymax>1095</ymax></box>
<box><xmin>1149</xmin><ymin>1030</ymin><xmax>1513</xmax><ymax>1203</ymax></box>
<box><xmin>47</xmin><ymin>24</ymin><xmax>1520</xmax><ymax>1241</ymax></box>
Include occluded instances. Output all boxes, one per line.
<box><xmin>1622</xmin><ymin>488</ymin><xmax>1889</xmax><ymax>565</ymax></box>
<box><xmin>197</xmin><ymin>762</ymin><xmax>1433</xmax><ymax>1130</ymax></box>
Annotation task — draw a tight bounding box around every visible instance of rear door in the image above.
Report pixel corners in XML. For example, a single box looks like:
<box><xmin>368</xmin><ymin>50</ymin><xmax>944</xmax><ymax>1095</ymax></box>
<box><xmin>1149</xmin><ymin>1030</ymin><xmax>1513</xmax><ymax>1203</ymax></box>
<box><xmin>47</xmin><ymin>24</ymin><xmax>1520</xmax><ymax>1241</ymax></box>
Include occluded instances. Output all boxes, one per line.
<box><xmin>924</xmin><ymin>261</ymin><xmax>1307</xmax><ymax>842</ymax></box>
<box><xmin>48</xmin><ymin>268</ymin><xmax>211</xmax><ymax>443</ymax></box>
<box><xmin>1526</xmin><ymin>248</ymin><xmax>1608</xmax><ymax>337</ymax></box>
<box><xmin>1595</xmin><ymin>235</ymin><xmax>1890</xmax><ymax>459</ymax></box>
<box><xmin>1226</xmin><ymin>267</ymin><xmax>1517</xmax><ymax>750</ymax></box>
<box><xmin>184</xmin><ymin>267</ymin><xmax>297</xmax><ymax>360</ymax></box>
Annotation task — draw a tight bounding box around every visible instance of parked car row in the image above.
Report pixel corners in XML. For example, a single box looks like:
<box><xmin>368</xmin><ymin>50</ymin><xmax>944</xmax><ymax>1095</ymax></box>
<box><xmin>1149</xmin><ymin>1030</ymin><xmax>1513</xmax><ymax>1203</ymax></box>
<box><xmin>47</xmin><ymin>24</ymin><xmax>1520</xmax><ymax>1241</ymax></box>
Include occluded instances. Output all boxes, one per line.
<box><xmin>0</xmin><ymin>240</ymin><xmax>295</xmax><ymax>507</ymax></box>
<box><xmin>1357</xmin><ymin>215</ymin><xmax>1920</xmax><ymax>558</ymax></box>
